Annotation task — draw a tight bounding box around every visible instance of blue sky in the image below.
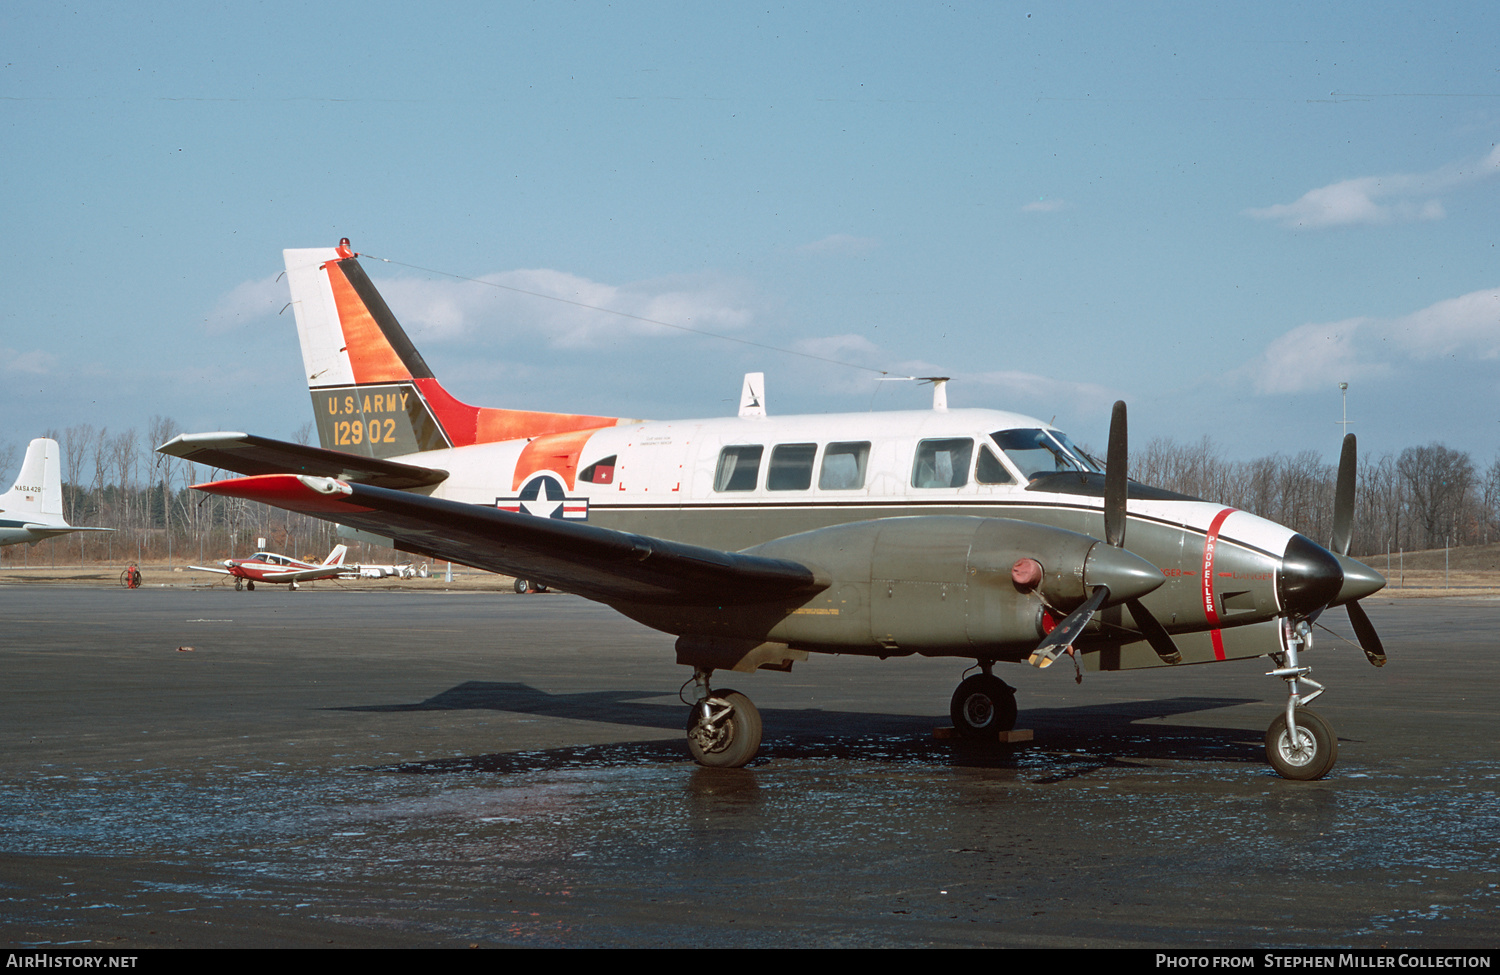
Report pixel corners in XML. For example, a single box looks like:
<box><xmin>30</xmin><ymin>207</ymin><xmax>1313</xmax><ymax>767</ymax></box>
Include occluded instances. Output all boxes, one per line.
<box><xmin>3</xmin><ymin>2</ymin><xmax>1498</xmax><ymax>478</ymax></box>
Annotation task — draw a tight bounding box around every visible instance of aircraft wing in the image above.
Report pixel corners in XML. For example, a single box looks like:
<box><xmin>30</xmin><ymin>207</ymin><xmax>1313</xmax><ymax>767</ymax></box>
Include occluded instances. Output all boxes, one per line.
<box><xmin>189</xmin><ymin>564</ymin><xmax>232</xmax><ymax>575</ymax></box>
<box><xmin>192</xmin><ymin>474</ymin><xmax>827</xmax><ymax>605</ymax></box>
<box><xmin>158</xmin><ymin>432</ymin><xmax>448</xmax><ymax>490</ymax></box>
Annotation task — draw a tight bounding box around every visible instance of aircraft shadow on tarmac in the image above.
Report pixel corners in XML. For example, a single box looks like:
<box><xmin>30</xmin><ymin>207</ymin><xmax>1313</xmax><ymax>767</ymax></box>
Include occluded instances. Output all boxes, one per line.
<box><xmin>337</xmin><ymin>682</ymin><xmax>1270</xmax><ymax>779</ymax></box>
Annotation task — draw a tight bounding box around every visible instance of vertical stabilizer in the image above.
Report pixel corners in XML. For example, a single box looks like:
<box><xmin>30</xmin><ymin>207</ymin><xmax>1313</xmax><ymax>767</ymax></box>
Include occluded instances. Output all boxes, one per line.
<box><xmin>283</xmin><ymin>240</ymin><xmax>622</xmax><ymax>459</ymax></box>
<box><xmin>323</xmin><ymin>543</ymin><xmax>349</xmax><ymax>566</ymax></box>
<box><xmin>2</xmin><ymin>439</ymin><xmax>66</xmax><ymax>523</ymax></box>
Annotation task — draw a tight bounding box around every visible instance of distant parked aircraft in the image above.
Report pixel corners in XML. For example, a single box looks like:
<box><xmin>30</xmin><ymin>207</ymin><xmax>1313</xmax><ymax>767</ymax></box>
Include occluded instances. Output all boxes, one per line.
<box><xmin>0</xmin><ymin>439</ymin><xmax>113</xmax><ymax>547</ymax></box>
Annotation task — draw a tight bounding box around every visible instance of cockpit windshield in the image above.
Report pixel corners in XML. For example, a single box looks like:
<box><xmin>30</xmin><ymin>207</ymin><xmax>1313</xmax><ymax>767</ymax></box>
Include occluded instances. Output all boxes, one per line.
<box><xmin>991</xmin><ymin>428</ymin><xmax>1101</xmax><ymax>479</ymax></box>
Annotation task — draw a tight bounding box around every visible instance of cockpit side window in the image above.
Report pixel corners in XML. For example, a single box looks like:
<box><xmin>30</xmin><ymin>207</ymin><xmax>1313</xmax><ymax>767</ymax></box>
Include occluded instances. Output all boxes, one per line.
<box><xmin>714</xmin><ymin>445</ymin><xmax>764</xmax><ymax>492</ymax></box>
<box><xmin>991</xmin><ymin>429</ymin><xmax>1097</xmax><ymax>479</ymax></box>
<box><xmin>912</xmin><ymin>438</ymin><xmax>973</xmax><ymax>488</ymax></box>
<box><xmin>819</xmin><ymin>441</ymin><xmax>870</xmax><ymax>490</ymax></box>
<box><xmin>975</xmin><ymin>445</ymin><xmax>1014</xmax><ymax>484</ymax></box>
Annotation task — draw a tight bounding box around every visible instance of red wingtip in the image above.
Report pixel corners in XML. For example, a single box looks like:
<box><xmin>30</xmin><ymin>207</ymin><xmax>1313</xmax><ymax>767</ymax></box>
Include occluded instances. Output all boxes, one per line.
<box><xmin>192</xmin><ymin>474</ymin><xmax>373</xmax><ymax>514</ymax></box>
<box><xmin>335</xmin><ymin>238</ymin><xmax>357</xmax><ymax>259</ymax></box>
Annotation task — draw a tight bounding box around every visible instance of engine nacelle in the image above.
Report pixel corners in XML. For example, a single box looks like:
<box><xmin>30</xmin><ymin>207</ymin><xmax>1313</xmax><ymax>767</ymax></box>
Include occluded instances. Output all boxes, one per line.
<box><xmin>737</xmin><ymin>515</ymin><xmax>1131</xmax><ymax>658</ymax></box>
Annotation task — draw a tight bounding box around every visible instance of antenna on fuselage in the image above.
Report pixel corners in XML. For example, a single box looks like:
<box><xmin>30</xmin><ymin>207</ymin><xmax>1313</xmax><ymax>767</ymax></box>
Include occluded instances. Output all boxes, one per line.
<box><xmin>739</xmin><ymin>372</ymin><xmax>766</xmax><ymax>417</ymax></box>
<box><xmin>924</xmin><ymin>377</ymin><xmax>950</xmax><ymax>411</ymax></box>
<box><xmin>876</xmin><ymin>375</ymin><xmax>950</xmax><ymax>411</ymax></box>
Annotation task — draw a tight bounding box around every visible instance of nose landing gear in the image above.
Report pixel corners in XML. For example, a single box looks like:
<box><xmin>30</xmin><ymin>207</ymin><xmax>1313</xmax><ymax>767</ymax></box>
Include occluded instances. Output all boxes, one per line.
<box><xmin>1265</xmin><ymin>620</ymin><xmax>1337</xmax><ymax>780</ymax></box>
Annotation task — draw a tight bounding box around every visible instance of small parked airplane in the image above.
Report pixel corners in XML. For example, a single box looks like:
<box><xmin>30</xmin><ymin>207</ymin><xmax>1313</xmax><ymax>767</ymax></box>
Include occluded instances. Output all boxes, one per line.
<box><xmin>1</xmin><ymin>438</ymin><xmax>113</xmax><ymax>547</ymax></box>
<box><xmin>192</xmin><ymin>544</ymin><xmax>349</xmax><ymax>591</ymax></box>
<box><xmin>342</xmin><ymin>559</ymin><xmax>430</xmax><ymax>580</ymax></box>
<box><xmin>160</xmin><ymin>240</ymin><xmax>1387</xmax><ymax>779</ymax></box>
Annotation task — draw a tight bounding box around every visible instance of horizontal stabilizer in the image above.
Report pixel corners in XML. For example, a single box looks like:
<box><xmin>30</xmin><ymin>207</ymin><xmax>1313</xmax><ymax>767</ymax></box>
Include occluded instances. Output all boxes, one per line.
<box><xmin>192</xmin><ymin>474</ymin><xmax>827</xmax><ymax>606</ymax></box>
<box><xmin>158</xmin><ymin>432</ymin><xmax>448</xmax><ymax>490</ymax></box>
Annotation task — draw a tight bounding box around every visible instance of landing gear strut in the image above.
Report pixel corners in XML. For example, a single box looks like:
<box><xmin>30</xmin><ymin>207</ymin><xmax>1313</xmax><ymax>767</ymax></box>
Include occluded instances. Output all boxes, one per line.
<box><xmin>950</xmin><ymin>665</ymin><xmax>1017</xmax><ymax>740</ymax></box>
<box><xmin>684</xmin><ymin>668</ymin><xmax>762</xmax><ymax>768</ymax></box>
<box><xmin>1265</xmin><ymin>619</ymin><xmax>1337</xmax><ymax>780</ymax></box>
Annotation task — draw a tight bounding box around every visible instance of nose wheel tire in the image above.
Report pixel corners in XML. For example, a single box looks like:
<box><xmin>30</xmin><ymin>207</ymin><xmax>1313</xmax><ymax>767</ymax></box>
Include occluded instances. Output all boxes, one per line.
<box><xmin>950</xmin><ymin>674</ymin><xmax>1018</xmax><ymax>740</ymax></box>
<box><xmin>686</xmin><ymin>690</ymin><xmax>762</xmax><ymax>768</ymax></box>
<box><xmin>1265</xmin><ymin>708</ymin><xmax>1337</xmax><ymax>780</ymax></box>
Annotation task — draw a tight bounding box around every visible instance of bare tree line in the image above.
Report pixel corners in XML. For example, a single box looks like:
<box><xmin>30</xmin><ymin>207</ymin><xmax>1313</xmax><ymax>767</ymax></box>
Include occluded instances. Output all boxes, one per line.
<box><xmin>2</xmin><ymin>424</ymin><xmax>1498</xmax><ymax>566</ymax></box>
<box><xmin>1132</xmin><ymin>437</ymin><xmax>1500</xmax><ymax>556</ymax></box>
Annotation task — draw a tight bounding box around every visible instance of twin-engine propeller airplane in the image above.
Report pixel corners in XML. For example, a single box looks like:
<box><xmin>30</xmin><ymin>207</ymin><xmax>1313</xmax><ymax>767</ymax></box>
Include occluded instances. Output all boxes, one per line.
<box><xmin>192</xmin><ymin>544</ymin><xmax>349</xmax><ymax>591</ymax></box>
<box><xmin>159</xmin><ymin>240</ymin><xmax>1388</xmax><ymax>780</ymax></box>
<box><xmin>1</xmin><ymin>438</ymin><xmax>113</xmax><ymax>547</ymax></box>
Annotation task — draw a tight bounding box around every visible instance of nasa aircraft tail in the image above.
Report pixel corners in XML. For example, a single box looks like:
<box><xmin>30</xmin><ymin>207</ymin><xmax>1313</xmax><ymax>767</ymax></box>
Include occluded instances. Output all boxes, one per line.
<box><xmin>2</xmin><ymin>439</ymin><xmax>66</xmax><ymax>523</ymax></box>
<box><xmin>282</xmin><ymin>240</ymin><xmax>621</xmax><ymax>460</ymax></box>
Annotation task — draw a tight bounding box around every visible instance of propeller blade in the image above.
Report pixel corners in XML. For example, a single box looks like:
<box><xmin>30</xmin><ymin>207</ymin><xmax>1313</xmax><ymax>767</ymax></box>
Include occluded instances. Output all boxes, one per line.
<box><xmin>1126</xmin><ymin>597</ymin><xmax>1182</xmax><ymax>665</ymax></box>
<box><xmin>1029</xmin><ymin>586</ymin><xmax>1109</xmax><ymax>669</ymax></box>
<box><xmin>1331</xmin><ymin>433</ymin><xmax>1356</xmax><ymax>557</ymax></box>
<box><xmin>1346</xmin><ymin>600</ymin><xmax>1387</xmax><ymax>667</ymax></box>
<box><xmin>1105</xmin><ymin>400</ymin><xmax>1128</xmax><ymax>548</ymax></box>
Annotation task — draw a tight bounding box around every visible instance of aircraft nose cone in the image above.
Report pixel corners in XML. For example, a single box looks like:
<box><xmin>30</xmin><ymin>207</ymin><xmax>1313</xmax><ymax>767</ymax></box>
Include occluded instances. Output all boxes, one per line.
<box><xmin>1334</xmin><ymin>553</ymin><xmax>1386</xmax><ymax>604</ymax></box>
<box><xmin>1083</xmin><ymin>542</ymin><xmax>1166</xmax><ymax>604</ymax></box>
<box><xmin>1278</xmin><ymin>534</ymin><xmax>1343</xmax><ymax>617</ymax></box>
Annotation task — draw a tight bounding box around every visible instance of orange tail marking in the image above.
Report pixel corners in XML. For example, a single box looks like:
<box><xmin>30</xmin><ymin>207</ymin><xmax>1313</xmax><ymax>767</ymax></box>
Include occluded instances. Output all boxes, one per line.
<box><xmin>326</xmin><ymin>265</ymin><xmax>411</xmax><ymax>384</ymax></box>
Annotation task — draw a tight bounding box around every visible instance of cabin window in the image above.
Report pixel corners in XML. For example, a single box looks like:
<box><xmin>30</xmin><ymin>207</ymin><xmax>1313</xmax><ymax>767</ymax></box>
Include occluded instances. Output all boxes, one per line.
<box><xmin>975</xmin><ymin>445</ymin><xmax>1014</xmax><ymax>485</ymax></box>
<box><xmin>912</xmin><ymin>438</ymin><xmax>973</xmax><ymax>488</ymax></box>
<box><xmin>714</xmin><ymin>445</ymin><xmax>764</xmax><ymax>492</ymax></box>
<box><xmin>819</xmin><ymin>441</ymin><xmax>870</xmax><ymax>490</ymax></box>
<box><xmin>767</xmin><ymin>443</ymin><xmax>817</xmax><ymax>491</ymax></box>
<box><xmin>578</xmin><ymin>455</ymin><xmax>617</xmax><ymax>484</ymax></box>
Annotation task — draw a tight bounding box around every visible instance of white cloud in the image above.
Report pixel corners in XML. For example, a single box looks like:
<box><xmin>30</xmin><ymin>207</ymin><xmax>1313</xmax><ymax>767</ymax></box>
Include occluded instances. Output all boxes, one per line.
<box><xmin>796</xmin><ymin>234</ymin><xmax>880</xmax><ymax>256</ymax></box>
<box><xmin>964</xmin><ymin>369</ymin><xmax>1115</xmax><ymax>414</ymax></box>
<box><xmin>1251</xmin><ymin>287</ymin><xmax>1500</xmax><ymax>393</ymax></box>
<box><xmin>1245</xmin><ymin>145</ymin><xmax>1500</xmax><ymax>229</ymax></box>
<box><xmin>1</xmin><ymin>347</ymin><xmax>56</xmax><ymax>374</ymax></box>
<box><xmin>206</xmin><ymin>265</ymin><xmax>758</xmax><ymax>351</ymax></box>
<box><xmin>203</xmin><ymin>274</ymin><xmax>285</xmax><ymax>333</ymax></box>
<box><xmin>377</xmin><ymin>269</ymin><xmax>756</xmax><ymax>350</ymax></box>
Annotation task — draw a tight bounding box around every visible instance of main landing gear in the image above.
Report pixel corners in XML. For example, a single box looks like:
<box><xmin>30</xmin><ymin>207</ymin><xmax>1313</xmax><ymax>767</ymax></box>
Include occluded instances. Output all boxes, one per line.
<box><xmin>949</xmin><ymin>666</ymin><xmax>1018</xmax><ymax>741</ymax></box>
<box><xmin>683</xmin><ymin>668</ymin><xmax>762</xmax><ymax>768</ymax></box>
<box><xmin>234</xmin><ymin>578</ymin><xmax>254</xmax><ymax>591</ymax></box>
<box><xmin>1265</xmin><ymin>619</ymin><xmax>1338</xmax><ymax>780</ymax></box>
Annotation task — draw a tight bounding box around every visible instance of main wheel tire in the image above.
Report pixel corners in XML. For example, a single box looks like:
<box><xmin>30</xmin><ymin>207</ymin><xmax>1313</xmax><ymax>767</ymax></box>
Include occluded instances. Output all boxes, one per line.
<box><xmin>686</xmin><ymin>690</ymin><xmax>762</xmax><ymax>768</ymax></box>
<box><xmin>1265</xmin><ymin>708</ymin><xmax>1337</xmax><ymax>780</ymax></box>
<box><xmin>950</xmin><ymin>674</ymin><xmax>1017</xmax><ymax>740</ymax></box>
<box><xmin>513</xmin><ymin>578</ymin><xmax>530</xmax><ymax>594</ymax></box>
<box><xmin>247</xmin><ymin>580</ymin><xmax>255</xmax><ymax>591</ymax></box>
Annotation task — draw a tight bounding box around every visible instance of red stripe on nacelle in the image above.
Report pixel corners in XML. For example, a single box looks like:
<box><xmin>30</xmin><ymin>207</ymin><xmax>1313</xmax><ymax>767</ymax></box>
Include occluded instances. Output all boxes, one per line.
<box><xmin>1201</xmin><ymin>507</ymin><xmax>1235</xmax><ymax>660</ymax></box>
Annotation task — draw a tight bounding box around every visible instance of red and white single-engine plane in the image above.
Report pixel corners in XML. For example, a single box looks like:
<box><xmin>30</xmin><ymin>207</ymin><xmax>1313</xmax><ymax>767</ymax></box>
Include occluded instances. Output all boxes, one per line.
<box><xmin>193</xmin><ymin>544</ymin><xmax>349</xmax><ymax>591</ymax></box>
<box><xmin>160</xmin><ymin>240</ymin><xmax>1387</xmax><ymax>779</ymax></box>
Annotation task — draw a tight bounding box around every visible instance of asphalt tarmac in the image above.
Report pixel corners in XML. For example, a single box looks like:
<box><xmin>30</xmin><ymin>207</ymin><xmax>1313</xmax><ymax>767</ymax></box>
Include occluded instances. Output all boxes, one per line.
<box><xmin>1</xmin><ymin>586</ymin><xmax>1496</xmax><ymax>948</ymax></box>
